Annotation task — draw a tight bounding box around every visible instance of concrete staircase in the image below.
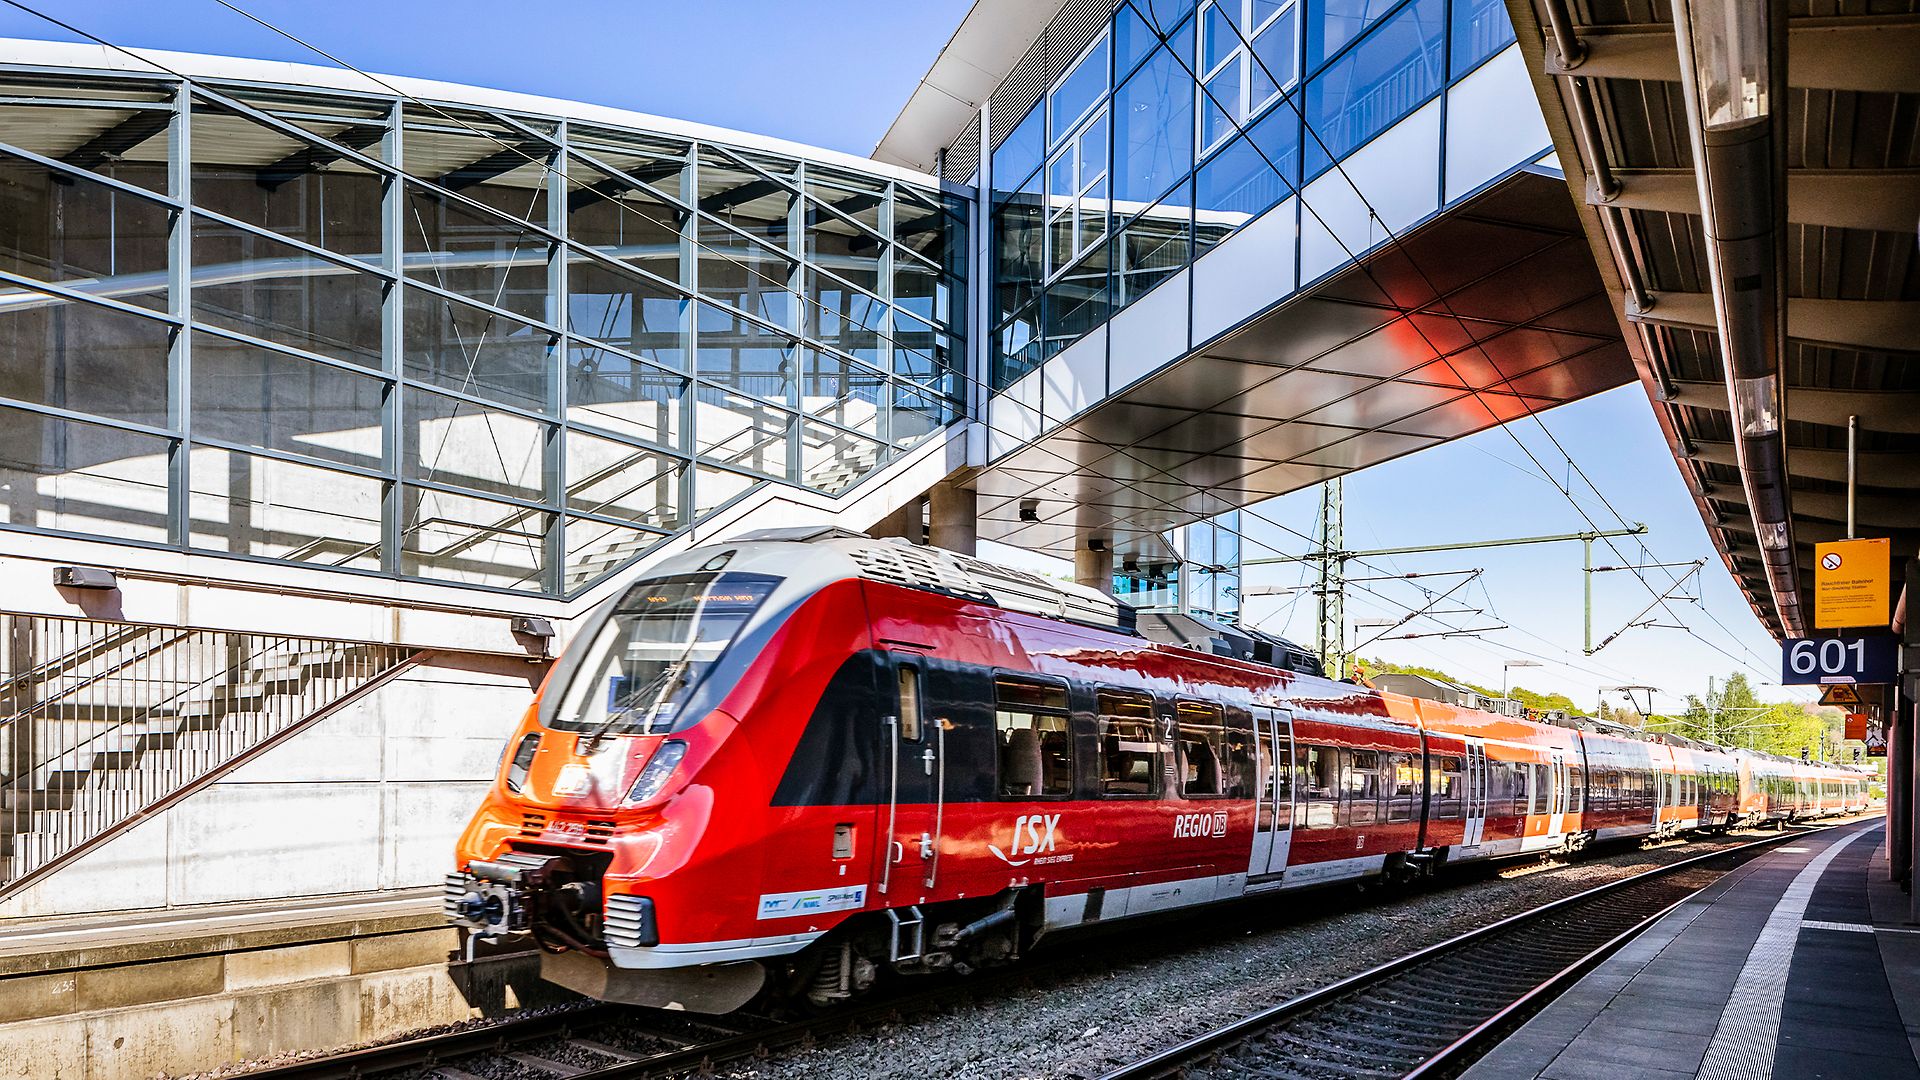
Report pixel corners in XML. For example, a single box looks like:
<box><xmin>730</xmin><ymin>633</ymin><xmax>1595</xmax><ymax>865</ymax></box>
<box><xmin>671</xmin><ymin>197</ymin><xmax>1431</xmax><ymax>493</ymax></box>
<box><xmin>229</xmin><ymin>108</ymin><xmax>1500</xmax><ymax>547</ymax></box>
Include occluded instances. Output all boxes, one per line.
<box><xmin>0</xmin><ymin>625</ymin><xmax>416</xmax><ymax>897</ymax></box>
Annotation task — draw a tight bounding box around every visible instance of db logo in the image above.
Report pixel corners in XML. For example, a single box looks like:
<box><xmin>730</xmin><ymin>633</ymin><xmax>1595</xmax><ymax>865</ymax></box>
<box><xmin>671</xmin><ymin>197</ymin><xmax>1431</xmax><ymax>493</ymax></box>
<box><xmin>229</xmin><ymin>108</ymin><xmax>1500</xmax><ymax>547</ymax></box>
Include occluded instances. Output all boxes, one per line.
<box><xmin>1174</xmin><ymin>811</ymin><xmax>1229</xmax><ymax>838</ymax></box>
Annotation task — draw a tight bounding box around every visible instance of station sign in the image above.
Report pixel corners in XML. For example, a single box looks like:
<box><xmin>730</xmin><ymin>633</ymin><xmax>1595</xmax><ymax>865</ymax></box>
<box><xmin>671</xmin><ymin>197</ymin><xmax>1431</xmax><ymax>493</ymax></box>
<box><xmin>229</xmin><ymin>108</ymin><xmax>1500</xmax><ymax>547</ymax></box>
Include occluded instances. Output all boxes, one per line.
<box><xmin>1845</xmin><ymin>712</ymin><xmax>1869</xmax><ymax>741</ymax></box>
<box><xmin>1814</xmin><ymin>538</ymin><xmax>1890</xmax><ymax>628</ymax></box>
<box><xmin>1781</xmin><ymin>634</ymin><xmax>1898</xmax><ymax>685</ymax></box>
<box><xmin>1867</xmin><ymin>717</ymin><xmax>1888</xmax><ymax>757</ymax></box>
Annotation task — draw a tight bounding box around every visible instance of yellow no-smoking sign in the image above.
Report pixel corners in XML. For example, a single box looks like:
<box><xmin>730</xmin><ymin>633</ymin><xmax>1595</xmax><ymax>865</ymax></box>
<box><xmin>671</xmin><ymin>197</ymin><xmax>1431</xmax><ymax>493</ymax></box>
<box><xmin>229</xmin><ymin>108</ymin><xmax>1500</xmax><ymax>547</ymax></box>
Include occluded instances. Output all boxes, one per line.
<box><xmin>1814</xmin><ymin>537</ymin><xmax>1890</xmax><ymax>628</ymax></box>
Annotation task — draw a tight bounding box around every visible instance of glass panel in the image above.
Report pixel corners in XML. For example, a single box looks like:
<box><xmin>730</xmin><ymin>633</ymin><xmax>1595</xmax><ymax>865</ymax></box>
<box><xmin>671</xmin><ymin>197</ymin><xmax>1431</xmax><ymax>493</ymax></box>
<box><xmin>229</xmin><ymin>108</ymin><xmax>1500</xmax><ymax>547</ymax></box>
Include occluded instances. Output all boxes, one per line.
<box><xmin>799</xmin><ymin>350</ymin><xmax>885</xmax><ymax>440</ymax></box>
<box><xmin>1142</xmin><ymin>0</ymin><xmax>1199</xmax><ymax>32</ymax></box>
<box><xmin>693</xmin><ymin>384</ymin><xmax>790</xmax><ymax>478</ymax></box>
<box><xmin>1450</xmin><ymin>0</ymin><xmax>1515</xmax><ymax>77</ymax></box>
<box><xmin>567</xmin><ymin>344</ymin><xmax>686</xmax><ymax>447</ymax></box>
<box><xmin>569</xmin><ymin>129</ymin><xmax>688</xmax><ymax>196</ymax></box>
<box><xmin>1252</xmin><ymin>5</ymin><xmax>1299</xmax><ymax>97</ymax></box>
<box><xmin>892</xmin><ymin>383</ymin><xmax>953</xmax><ymax>448</ymax></box>
<box><xmin>1305</xmin><ymin>0</ymin><xmax>1443</xmax><ymax>173</ymax></box>
<box><xmin>561</xmin><ymin>516</ymin><xmax>666</xmax><ymax>591</ymax></box>
<box><xmin>1114</xmin><ymin>44</ymin><xmax>1195</xmax><ymax>211</ymax></box>
<box><xmin>1201</xmin><ymin>62</ymin><xmax>1243</xmax><ymax>150</ymax></box>
<box><xmin>0</xmin><ymin>99</ymin><xmax>171</xmax><ymax>194</ymax></box>
<box><xmin>1308</xmin><ymin>0</ymin><xmax>1406</xmax><ymax>71</ymax></box>
<box><xmin>566</xmin><ymin>152</ymin><xmax>685</xmax><ymax>286</ymax></box>
<box><xmin>1202</xmin><ymin>1</ymin><xmax>1241</xmax><ymax>72</ymax></box>
<box><xmin>186</xmin><ymin>447</ymin><xmax>383</xmax><ymax>570</ymax></box>
<box><xmin>893</xmin><ymin>189</ymin><xmax>960</xmax><ymax>279</ymax></box>
<box><xmin>1115</xmin><ymin>195</ymin><xmax>1192</xmax><ymax>306</ymax></box>
<box><xmin>694</xmin><ymin>219</ymin><xmax>796</xmax><ymax>329</ymax></box>
<box><xmin>993</xmin><ymin>178</ymin><xmax>1045</xmax><ymax>317</ymax></box>
<box><xmin>696</xmin><ymin>155</ymin><xmax>796</xmax><ymax>253</ymax></box>
<box><xmin>189</xmin><ymin>98</ymin><xmax>383</xmax><ymax>263</ymax></box>
<box><xmin>0</xmin><ymin>149</ymin><xmax>170</xmax><ymax>310</ymax></box>
<box><xmin>190</xmin><ymin>336</ymin><xmax>385</xmax><ymax>468</ymax></box>
<box><xmin>1115</xmin><ymin>2</ymin><xmax>1161</xmax><ymax>81</ymax></box>
<box><xmin>799</xmin><ymin>421</ymin><xmax>883</xmax><ymax>494</ymax></box>
<box><xmin>697</xmin><ymin>301</ymin><xmax>795</xmax><ymax>404</ymax></box>
<box><xmin>806</xmin><ymin>272</ymin><xmax>886</xmax><ymax>370</ymax></box>
<box><xmin>403</xmin><ymin>385</ymin><xmax>549</xmax><ymax>500</ymax></box>
<box><xmin>805</xmin><ymin>169</ymin><xmax>885</xmax><ymax>236</ymax></box>
<box><xmin>693</xmin><ymin>462</ymin><xmax>755</xmax><ymax>518</ymax></box>
<box><xmin>566</xmin><ymin>252</ymin><xmax>687</xmax><ymax>361</ymax></box>
<box><xmin>994</xmin><ymin>304</ymin><xmax>1042</xmax><ymax>388</ymax></box>
<box><xmin>894</xmin><ymin>260</ymin><xmax>954</xmax><ymax>329</ymax></box>
<box><xmin>191</xmin><ymin>216</ymin><xmax>384</xmax><ymax>368</ymax></box>
<box><xmin>400</xmin><ymin>484</ymin><xmax>548</xmax><ymax>591</ymax></box>
<box><xmin>404</xmin><ymin>286</ymin><xmax>556</xmax><ymax>413</ymax></box>
<box><xmin>991</xmin><ymin>104</ymin><xmax>1044</xmax><ymax>198</ymax></box>
<box><xmin>404</xmin><ymin>182</ymin><xmax>551</xmax><ymax>327</ymax></box>
<box><xmin>806</xmin><ymin>203</ymin><xmax>883</xmax><ymax>296</ymax></box>
<box><xmin>1195</xmin><ymin>104</ymin><xmax>1299</xmax><ymax>252</ymax></box>
<box><xmin>1048</xmin><ymin>34</ymin><xmax>1110</xmax><ymax>146</ymax></box>
<box><xmin>564</xmin><ymin>428</ymin><xmax>681</xmax><ymax>529</ymax></box>
<box><xmin>402</xmin><ymin>108</ymin><xmax>554</xmax><ymax>224</ymax></box>
<box><xmin>1042</xmin><ymin>245</ymin><xmax>1111</xmax><ymax>358</ymax></box>
<box><xmin>0</xmin><ymin>289</ymin><xmax>171</xmax><ymax>427</ymax></box>
<box><xmin>0</xmin><ymin>406</ymin><xmax>171</xmax><ymax>542</ymax></box>
<box><xmin>890</xmin><ymin>307</ymin><xmax>958</xmax><ymax>379</ymax></box>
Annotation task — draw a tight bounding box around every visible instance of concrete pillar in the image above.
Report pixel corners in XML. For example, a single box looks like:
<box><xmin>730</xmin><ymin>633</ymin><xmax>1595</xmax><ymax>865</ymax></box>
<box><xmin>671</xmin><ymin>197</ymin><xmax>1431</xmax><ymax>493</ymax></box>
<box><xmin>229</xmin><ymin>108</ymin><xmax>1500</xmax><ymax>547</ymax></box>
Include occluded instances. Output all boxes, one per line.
<box><xmin>869</xmin><ymin>496</ymin><xmax>923</xmax><ymax>543</ymax></box>
<box><xmin>1075</xmin><ymin>538</ymin><xmax>1115</xmax><ymax>596</ymax></box>
<box><xmin>927</xmin><ymin>481</ymin><xmax>977</xmax><ymax>556</ymax></box>
<box><xmin>1892</xmin><ymin>694</ymin><xmax>1911</xmax><ymax>887</ymax></box>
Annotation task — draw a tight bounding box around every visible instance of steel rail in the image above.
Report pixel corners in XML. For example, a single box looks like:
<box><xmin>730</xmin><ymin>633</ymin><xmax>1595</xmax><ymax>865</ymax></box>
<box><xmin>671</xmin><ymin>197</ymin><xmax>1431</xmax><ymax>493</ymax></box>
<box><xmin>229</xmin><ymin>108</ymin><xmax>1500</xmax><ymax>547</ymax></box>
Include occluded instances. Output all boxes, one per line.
<box><xmin>1094</xmin><ymin>819</ymin><xmax>1862</xmax><ymax>1080</ymax></box>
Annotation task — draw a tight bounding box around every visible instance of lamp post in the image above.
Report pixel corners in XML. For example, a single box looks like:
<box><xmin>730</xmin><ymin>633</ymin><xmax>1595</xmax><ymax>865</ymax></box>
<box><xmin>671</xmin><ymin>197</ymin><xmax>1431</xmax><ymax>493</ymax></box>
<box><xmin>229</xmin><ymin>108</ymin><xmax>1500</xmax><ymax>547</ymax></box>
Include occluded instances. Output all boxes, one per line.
<box><xmin>1502</xmin><ymin>660</ymin><xmax>1542</xmax><ymax>716</ymax></box>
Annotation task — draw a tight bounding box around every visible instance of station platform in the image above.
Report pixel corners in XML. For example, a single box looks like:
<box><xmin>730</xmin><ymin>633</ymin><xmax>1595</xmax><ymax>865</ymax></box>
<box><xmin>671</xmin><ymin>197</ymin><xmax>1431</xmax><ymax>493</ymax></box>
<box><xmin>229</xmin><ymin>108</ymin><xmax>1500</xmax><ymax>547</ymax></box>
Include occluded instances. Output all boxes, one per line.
<box><xmin>0</xmin><ymin>889</ymin><xmax>559</xmax><ymax>1080</ymax></box>
<box><xmin>1464</xmin><ymin>816</ymin><xmax>1920</xmax><ymax>1079</ymax></box>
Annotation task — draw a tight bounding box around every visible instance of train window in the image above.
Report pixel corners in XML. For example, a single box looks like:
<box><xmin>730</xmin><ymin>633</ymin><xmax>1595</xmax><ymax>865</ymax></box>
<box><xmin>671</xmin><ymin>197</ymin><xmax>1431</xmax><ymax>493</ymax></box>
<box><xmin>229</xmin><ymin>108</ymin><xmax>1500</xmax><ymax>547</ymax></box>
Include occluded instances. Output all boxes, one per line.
<box><xmin>554</xmin><ymin>571</ymin><xmax>781</xmax><ymax>734</ymax></box>
<box><xmin>1175</xmin><ymin>702</ymin><xmax>1255</xmax><ymax>798</ymax></box>
<box><xmin>1341</xmin><ymin>749</ymin><xmax>1381</xmax><ymax>826</ymax></box>
<box><xmin>1431</xmin><ymin>757</ymin><xmax>1464</xmax><ymax>819</ymax></box>
<box><xmin>1531</xmin><ymin>763</ymin><xmax>1551</xmax><ymax>816</ymax></box>
<box><xmin>1096</xmin><ymin>691</ymin><xmax>1160</xmax><ymax>797</ymax></box>
<box><xmin>1385</xmin><ymin>753</ymin><xmax>1417</xmax><ymax>823</ymax></box>
<box><xmin>1298</xmin><ymin>744</ymin><xmax>1339</xmax><ymax>828</ymax></box>
<box><xmin>897</xmin><ymin>665</ymin><xmax>923</xmax><ymax>742</ymax></box>
<box><xmin>994</xmin><ymin>677</ymin><xmax>1074</xmax><ymax>798</ymax></box>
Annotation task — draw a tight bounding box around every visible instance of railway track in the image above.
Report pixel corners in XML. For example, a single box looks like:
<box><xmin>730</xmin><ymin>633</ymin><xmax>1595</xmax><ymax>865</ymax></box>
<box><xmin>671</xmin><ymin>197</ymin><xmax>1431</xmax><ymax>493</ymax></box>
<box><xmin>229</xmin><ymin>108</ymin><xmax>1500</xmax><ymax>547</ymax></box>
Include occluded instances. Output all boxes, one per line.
<box><xmin>243</xmin><ymin>822</ymin><xmax>1845</xmax><ymax>1080</ymax></box>
<box><xmin>1096</xmin><ymin>822</ymin><xmax>1850</xmax><ymax>1080</ymax></box>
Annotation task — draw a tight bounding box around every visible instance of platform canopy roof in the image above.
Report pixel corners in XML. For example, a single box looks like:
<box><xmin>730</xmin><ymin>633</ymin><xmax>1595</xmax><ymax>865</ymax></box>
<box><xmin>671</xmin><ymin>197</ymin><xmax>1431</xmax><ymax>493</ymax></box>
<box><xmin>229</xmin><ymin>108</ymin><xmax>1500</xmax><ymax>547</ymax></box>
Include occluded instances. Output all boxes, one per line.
<box><xmin>1502</xmin><ymin>0</ymin><xmax>1920</xmax><ymax>639</ymax></box>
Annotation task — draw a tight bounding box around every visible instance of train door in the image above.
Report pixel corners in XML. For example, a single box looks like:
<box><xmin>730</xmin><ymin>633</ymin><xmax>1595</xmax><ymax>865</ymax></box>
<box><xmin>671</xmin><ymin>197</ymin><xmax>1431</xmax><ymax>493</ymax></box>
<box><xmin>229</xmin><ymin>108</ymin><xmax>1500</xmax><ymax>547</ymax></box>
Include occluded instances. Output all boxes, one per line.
<box><xmin>876</xmin><ymin>652</ymin><xmax>942</xmax><ymax>898</ymax></box>
<box><xmin>1462</xmin><ymin>741</ymin><xmax>1489</xmax><ymax>847</ymax></box>
<box><xmin>1547</xmin><ymin>749</ymin><xmax>1568</xmax><ymax>837</ymax></box>
<box><xmin>1248</xmin><ymin>707</ymin><xmax>1295</xmax><ymax>878</ymax></box>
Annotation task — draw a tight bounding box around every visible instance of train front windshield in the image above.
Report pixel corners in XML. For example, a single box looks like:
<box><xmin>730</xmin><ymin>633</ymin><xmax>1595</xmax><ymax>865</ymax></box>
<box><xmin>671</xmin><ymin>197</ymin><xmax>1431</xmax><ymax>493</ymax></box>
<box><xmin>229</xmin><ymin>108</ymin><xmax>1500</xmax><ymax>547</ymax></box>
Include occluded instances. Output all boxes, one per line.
<box><xmin>554</xmin><ymin>572</ymin><xmax>780</xmax><ymax>735</ymax></box>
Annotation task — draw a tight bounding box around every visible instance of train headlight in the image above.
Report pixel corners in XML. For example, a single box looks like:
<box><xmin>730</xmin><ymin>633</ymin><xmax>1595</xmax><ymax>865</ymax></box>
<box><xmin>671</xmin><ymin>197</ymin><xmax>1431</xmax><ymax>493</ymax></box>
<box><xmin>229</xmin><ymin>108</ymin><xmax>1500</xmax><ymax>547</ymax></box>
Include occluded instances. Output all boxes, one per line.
<box><xmin>504</xmin><ymin>733</ymin><xmax>541</xmax><ymax>794</ymax></box>
<box><xmin>627</xmin><ymin>741</ymin><xmax>688</xmax><ymax>805</ymax></box>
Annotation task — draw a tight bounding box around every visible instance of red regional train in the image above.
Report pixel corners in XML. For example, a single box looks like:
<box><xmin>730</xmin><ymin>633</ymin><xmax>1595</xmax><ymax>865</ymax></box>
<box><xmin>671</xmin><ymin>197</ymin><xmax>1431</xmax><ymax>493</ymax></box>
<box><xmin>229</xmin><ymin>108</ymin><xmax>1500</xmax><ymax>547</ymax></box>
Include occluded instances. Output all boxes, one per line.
<box><xmin>445</xmin><ymin>530</ymin><xmax>1872</xmax><ymax>1011</ymax></box>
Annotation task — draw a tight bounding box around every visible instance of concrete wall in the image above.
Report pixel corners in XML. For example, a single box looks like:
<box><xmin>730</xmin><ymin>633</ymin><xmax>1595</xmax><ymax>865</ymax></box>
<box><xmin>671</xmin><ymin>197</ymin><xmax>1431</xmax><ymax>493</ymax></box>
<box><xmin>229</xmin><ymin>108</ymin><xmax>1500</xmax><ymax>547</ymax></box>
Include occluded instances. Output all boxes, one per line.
<box><xmin>0</xmin><ymin>920</ymin><xmax>562</xmax><ymax>1080</ymax></box>
<box><xmin>0</xmin><ymin>655</ymin><xmax>540</xmax><ymax>920</ymax></box>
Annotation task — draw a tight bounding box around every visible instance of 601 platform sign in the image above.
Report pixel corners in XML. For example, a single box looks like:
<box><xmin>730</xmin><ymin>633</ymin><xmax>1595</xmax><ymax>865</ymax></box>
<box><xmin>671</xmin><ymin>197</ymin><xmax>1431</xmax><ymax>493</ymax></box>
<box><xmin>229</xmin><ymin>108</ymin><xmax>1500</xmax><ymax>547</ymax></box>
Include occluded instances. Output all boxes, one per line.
<box><xmin>1781</xmin><ymin>634</ymin><xmax>1898</xmax><ymax>685</ymax></box>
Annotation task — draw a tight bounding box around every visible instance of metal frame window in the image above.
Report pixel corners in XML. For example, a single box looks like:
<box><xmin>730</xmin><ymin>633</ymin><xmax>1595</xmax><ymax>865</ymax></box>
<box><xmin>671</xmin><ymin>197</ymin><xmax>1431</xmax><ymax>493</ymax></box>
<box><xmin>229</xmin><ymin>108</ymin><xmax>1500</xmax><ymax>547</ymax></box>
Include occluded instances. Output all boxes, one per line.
<box><xmin>1197</xmin><ymin>0</ymin><xmax>1300</xmax><ymax>155</ymax></box>
<box><xmin>0</xmin><ymin>69</ymin><xmax>966</xmax><ymax>598</ymax></box>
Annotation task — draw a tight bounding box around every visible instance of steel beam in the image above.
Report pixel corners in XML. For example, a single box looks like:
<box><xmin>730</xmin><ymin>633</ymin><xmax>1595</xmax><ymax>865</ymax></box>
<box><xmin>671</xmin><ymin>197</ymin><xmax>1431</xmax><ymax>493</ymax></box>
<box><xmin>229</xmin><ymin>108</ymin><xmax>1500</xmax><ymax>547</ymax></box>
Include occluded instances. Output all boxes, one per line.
<box><xmin>1664</xmin><ymin>380</ymin><xmax>1920</xmax><ymax>435</ymax></box>
<box><xmin>1546</xmin><ymin>19</ymin><xmax>1920</xmax><ymax>94</ymax></box>
<box><xmin>1596</xmin><ymin>169</ymin><xmax>1920</xmax><ymax>234</ymax></box>
<box><xmin>1632</xmin><ymin>293</ymin><xmax>1920</xmax><ymax>355</ymax></box>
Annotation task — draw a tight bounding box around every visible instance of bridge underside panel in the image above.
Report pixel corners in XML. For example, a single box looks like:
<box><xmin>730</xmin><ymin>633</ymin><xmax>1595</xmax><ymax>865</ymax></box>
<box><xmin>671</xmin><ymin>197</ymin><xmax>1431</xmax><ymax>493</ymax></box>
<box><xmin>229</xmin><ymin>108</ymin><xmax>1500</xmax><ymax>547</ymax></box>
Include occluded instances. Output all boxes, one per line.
<box><xmin>977</xmin><ymin>172</ymin><xmax>1635</xmax><ymax>559</ymax></box>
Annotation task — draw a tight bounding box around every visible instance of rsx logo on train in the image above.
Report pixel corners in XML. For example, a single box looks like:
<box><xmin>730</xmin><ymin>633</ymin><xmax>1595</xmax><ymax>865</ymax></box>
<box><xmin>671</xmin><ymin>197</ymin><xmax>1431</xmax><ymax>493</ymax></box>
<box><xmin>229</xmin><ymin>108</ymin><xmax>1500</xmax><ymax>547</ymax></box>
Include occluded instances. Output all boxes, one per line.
<box><xmin>989</xmin><ymin>814</ymin><xmax>1068</xmax><ymax>867</ymax></box>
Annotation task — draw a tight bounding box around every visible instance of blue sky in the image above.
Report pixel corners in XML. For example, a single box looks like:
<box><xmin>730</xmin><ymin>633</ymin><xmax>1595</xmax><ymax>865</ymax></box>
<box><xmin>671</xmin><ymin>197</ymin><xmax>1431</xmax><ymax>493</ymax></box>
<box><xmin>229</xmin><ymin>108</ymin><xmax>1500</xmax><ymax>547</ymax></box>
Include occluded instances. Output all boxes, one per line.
<box><xmin>0</xmin><ymin>0</ymin><xmax>1797</xmax><ymax>709</ymax></box>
